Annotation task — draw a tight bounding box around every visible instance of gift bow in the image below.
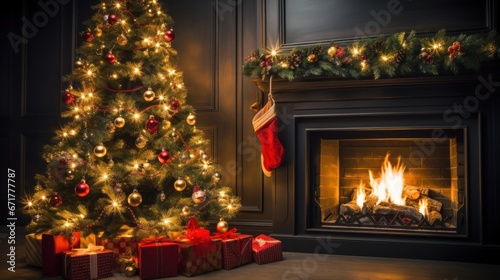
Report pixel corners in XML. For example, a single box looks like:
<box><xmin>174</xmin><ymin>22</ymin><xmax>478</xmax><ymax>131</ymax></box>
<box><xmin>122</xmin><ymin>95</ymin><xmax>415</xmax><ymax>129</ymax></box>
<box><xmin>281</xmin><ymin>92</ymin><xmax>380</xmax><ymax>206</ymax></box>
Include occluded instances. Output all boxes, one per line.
<box><xmin>215</xmin><ymin>228</ymin><xmax>237</xmax><ymax>239</ymax></box>
<box><xmin>182</xmin><ymin>217</ymin><xmax>211</xmax><ymax>244</ymax></box>
<box><xmin>72</xmin><ymin>243</ymin><xmax>105</xmax><ymax>253</ymax></box>
<box><xmin>66</xmin><ymin>243</ymin><xmax>104</xmax><ymax>279</ymax></box>
<box><xmin>253</xmin><ymin>237</ymin><xmax>281</xmax><ymax>248</ymax></box>
<box><xmin>140</xmin><ymin>236</ymin><xmax>171</xmax><ymax>244</ymax></box>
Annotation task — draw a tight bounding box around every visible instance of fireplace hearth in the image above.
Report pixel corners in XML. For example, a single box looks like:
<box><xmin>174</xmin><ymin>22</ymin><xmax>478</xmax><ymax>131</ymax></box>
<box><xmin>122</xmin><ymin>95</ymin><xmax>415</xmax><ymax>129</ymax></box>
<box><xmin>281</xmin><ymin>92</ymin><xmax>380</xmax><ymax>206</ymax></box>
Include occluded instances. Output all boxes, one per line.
<box><xmin>254</xmin><ymin>69</ymin><xmax>500</xmax><ymax>264</ymax></box>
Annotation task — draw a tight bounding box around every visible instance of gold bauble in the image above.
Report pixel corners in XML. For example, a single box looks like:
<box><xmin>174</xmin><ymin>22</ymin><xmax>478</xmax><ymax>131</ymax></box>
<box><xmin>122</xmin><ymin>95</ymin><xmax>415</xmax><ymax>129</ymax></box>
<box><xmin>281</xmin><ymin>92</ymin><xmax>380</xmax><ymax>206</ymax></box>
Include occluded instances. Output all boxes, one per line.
<box><xmin>94</xmin><ymin>26</ymin><xmax>102</xmax><ymax>37</ymax></box>
<box><xmin>162</xmin><ymin>120</ymin><xmax>171</xmax><ymax>130</ymax></box>
<box><xmin>135</xmin><ymin>136</ymin><xmax>147</xmax><ymax>149</ymax></box>
<box><xmin>174</xmin><ymin>178</ymin><xmax>187</xmax><ymax>192</ymax></box>
<box><xmin>117</xmin><ymin>34</ymin><xmax>128</xmax><ymax>46</ymax></box>
<box><xmin>143</xmin><ymin>87</ymin><xmax>155</xmax><ymax>101</ymax></box>
<box><xmin>114</xmin><ymin>116</ymin><xmax>125</xmax><ymax>128</ymax></box>
<box><xmin>216</xmin><ymin>218</ymin><xmax>229</xmax><ymax>233</ymax></box>
<box><xmin>93</xmin><ymin>144</ymin><xmax>107</xmax><ymax>157</ymax></box>
<box><xmin>124</xmin><ymin>265</ymin><xmax>137</xmax><ymax>277</ymax></box>
<box><xmin>181</xmin><ymin>206</ymin><xmax>190</xmax><ymax>216</ymax></box>
<box><xmin>307</xmin><ymin>54</ymin><xmax>318</xmax><ymax>63</ymax></box>
<box><xmin>327</xmin><ymin>46</ymin><xmax>337</xmax><ymax>57</ymax></box>
<box><xmin>127</xmin><ymin>190</ymin><xmax>142</xmax><ymax>207</ymax></box>
<box><xmin>186</xmin><ymin>113</ymin><xmax>196</xmax><ymax>125</ymax></box>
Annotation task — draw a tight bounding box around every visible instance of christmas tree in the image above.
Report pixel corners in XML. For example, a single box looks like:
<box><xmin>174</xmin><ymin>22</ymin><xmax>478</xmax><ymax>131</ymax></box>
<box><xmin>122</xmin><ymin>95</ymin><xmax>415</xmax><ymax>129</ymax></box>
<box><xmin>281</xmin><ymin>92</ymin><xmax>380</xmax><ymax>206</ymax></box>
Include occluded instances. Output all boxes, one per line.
<box><xmin>22</xmin><ymin>0</ymin><xmax>241</xmax><ymax>240</ymax></box>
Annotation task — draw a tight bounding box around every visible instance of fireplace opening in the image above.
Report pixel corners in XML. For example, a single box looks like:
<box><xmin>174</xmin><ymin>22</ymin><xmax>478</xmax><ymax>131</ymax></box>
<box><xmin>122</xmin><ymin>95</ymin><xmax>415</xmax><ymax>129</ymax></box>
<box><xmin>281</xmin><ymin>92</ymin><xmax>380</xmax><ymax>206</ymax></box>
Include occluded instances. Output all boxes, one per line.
<box><xmin>309</xmin><ymin>128</ymin><xmax>466</xmax><ymax>235</ymax></box>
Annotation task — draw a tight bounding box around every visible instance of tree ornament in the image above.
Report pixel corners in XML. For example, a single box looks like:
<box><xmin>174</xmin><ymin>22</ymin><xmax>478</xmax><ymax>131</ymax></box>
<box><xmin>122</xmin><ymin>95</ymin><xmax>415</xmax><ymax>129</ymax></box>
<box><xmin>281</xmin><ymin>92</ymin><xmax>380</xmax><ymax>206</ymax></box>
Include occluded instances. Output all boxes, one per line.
<box><xmin>186</xmin><ymin>113</ymin><xmax>196</xmax><ymax>125</ymax></box>
<box><xmin>421</xmin><ymin>52</ymin><xmax>434</xmax><ymax>64</ymax></box>
<box><xmin>82</xmin><ymin>29</ymin><xmax>94</xmax><ymax>42</ymax></box>
<box><xmin>107</xmin><ymin>14</ymin><xmax>119</xmax><ymax>25</ymax></box>
<box><xmin>75</xmin><ymin>179</ymin><xmax>90</xmax><ymax>197</ymax></box>
<box><xmin>162</xmin><ymin>120</ymin><xmax>171</xmax><ymax>130</ymax></box>
<box><xmin>34</xmin><ymin>182</ymin><xmax>43</xmax><ymax>191</ymax></box>
<box><xmin>128</xmin><ymin>189</ymin><xmax>142</xmax><ymax>207</ymax></box>
<box><xmin>160</xmin><ymin>192</ymin><xmax>166</xmax><ymax>201</ymax></box>
<box><xmin>124</xmin><ymin>265</ymin><xmax>137</xmax><ymax>277</ymax></box>
<box><xmin>213</xmin><ymin>172</ymin><xmax>222</xmax><ymax>183</ymax></box>
<box><xmin>307</xmin><ymin>54</ymin><xmax>318</xmax><ymax>63</ymax></box>
<box><xmin>33</xmin><ymin>213</ymin><xmax>41</xmax><ymax>223</ymax></box>
<box><xmin>164</xmin><ymin>29</ymin><xmax>175</xmax><ymax>42</ymax></box>
<box><xmin>145</xmin><ymin>115</ymin><xmax>159</xmax><ymax>133</ymax></box>
<box><xmin>158</xmin><ymin>149</ymin><xmax>171</xmax><ymax>164</ymax></box>
<box><xmin>114</xmin><ymin>183</ymin><xmax>123</xmax><ymax>194</ymax></box>
<box><xmin>448</xmin><ymin>41</ymin><xmax>463</xmax><ymax>59</ymax></box>
<box><xmin>216</xmin><ymin>218</ymin><xmax>229</xmax><ymax>233</ymax></box>
<box><xmin>94</xmin><ymin>26</ymin><xmax>102</xmax><ymax>37</ymax></box>
<box><xmin>169</xmin><ymin>99</ymin><xmax>180</xmax><ymax>111</ymax></box>
<box><xmin>64</xmin><ymin>169</ymin><xmax>75</xmax><ymax>181</ymax></box>
<box><xmin>75</xmin><ymin>58</ymin><xmax>84</xmax><ymax>69</ymax></box>
<box><xmin>106</xmin><ymin>122</ymin><xmax>116</xmax><ymax>133</ymax></box>
<box><xmin>117</xmin><ymin>33</ymin><xmax>128</xmax><ymax>46</ymax></box>
<box><xmin>114</xmin><ymin>116</ymin><xmax>125</xmax><ymax>128</ymax></box>
<box><xmin>143</xmin><ymin>87</ymin><xmax>155</xmax><ymax>101</ymax></box>
<box><xmin>327</xmin><ymin>46</ymin><xmax>337</xmax><ymax>57</ymax></box>
<box><xmin>174</xmin><ymin>178</ymin><xmax>187</xmax><ymax>191</ymax></box>
<box><xmin>168</xmin><ymin>131</ymin><xmax>178</xmax><ymax>141</ymax></box>
<box><xmin>94</xmin><ymin>143</ymin><xmax>107</xmax><ymax>157</ymax></box>
<box><xmin>335</xmin><ymin>46</ymin><xmax>345</xmax><ymax>58</ymax></box>
<box><xmin>182</xmin><ymin>206</ymin><xmax>190</xmax><ymax>216</ymax></box>
<box><xmin>49</xmin><ymin>193</ymin><xmax>63</xmax><ymax>207</ymax></box>
<box><xmin>135</xmin><ymin>135</ymin><xmax>147</xmax><ymax>148</ymax></box>
<box><xmin>105</xmin><ymin>51</ymin><xmax>117</xmax><ymax>64</ymax></box>
<box><xmin>62</xmin><ymin>90</ymin><xmax>75</xmax><ymax>105</ymax></box>
<box><xmin>191</xmin><ymin>185</ymin><xmax>206</xmax><ymax>204</ymax></box>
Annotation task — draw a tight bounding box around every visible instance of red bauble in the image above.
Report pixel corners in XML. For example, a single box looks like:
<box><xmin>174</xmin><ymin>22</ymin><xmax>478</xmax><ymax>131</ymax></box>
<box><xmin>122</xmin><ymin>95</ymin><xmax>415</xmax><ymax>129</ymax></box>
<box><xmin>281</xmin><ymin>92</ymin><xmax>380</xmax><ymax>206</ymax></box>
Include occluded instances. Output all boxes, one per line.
<box><xmin>82</xmin><ymin>29</ymin><xmax>94</xmax><ymax>42</ymax></box>
<box><xmin>164</xmin><ymin>29</ymin><xmax>175</xmax><ymax>42</ymax></box>
<box><xmin>145</xmin><ymin>115</ymin><xmax>159</xmax><ymax>133</ymax></box>
<box><xmin>169</xmin><ymin>99</ymin><xmax>180</xmax><ymax>111</ymax></box>
<box><xmin>62</xmin><ymin>91</ymin><xmax>75</xmax><ymax>105</ymax></box>
<box><xmin>75</xmin><ymin>180</ymin><xmax>90</xmax><ymax>197</ymax></box>
<box><xmin>108</xmin><ymin>14</ymin><xmax>119</xmax><ymax>25</ymax></box>
<box><xmin>158</xmin><ymin>149</ymin><xmax>172</xmax><ymax>164</ymax></box>
<box><xmin>105</xmin><ymin>52</ymin><xmax>116</xmax><ymax>64</ymax></box>
<box><xmin>49</xmin><ymin>193</ymin><xmax>63</xmax><ymax>207</ymax></box>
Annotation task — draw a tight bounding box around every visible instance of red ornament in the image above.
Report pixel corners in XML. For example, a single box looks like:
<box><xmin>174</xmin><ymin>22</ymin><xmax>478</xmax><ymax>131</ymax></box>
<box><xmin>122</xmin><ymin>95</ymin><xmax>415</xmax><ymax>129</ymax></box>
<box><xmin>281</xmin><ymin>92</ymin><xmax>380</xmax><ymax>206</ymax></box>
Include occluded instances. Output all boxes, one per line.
<box><xmin>335</xmin><ymin>46</ymin><xmax>345</xmax><ymax>58</ymax></box>
<box><xmin>82</xmin><ymin>29</ymin><xmax>94</xmax><ymax>42</ymax></box>
<box><xmin>49</xmin><ymin>193</ymin><xmax>63</xmax><ymax>207</ymax></box>
<box><xmin>145</xmin><ymin>115</ymin><xmax>159</xmax><ymax>133</ymax></box>
<box><xmin>169</xmin><ymin>99</ymin><xmax>180</xmax><ymax>111</ymax></box>
<box><xmin>105</xmin><ymin>52</ymin><xmax>116</xmax><ymax>64</ymax></box>
<box><xmin>421</xmin><ymin>52</ymin><xmax>434</xmax><ymax>65</ymax></box>
<box><xmin>75</xmin><ymin>180</ymin><xmax>90</xmax><ymax>197</ymax></box>
<box><xmin>108</xmin><ymin>14</ymin><xmax>119</xmax><ymax>25</ymax></box>
<box><xmin>158</xmin><ymin>149</ymin><xmax>172</xmax><ymax>164</ymax></box>
<box><xmin>62</xmin><ymin>91</ymin><xmax>75</xmax><ymax>105</ymax></box>
<box><xmin>164</xmin><ymin>29</ymin><xmax>175</xmax><ymax>42</ymax></box>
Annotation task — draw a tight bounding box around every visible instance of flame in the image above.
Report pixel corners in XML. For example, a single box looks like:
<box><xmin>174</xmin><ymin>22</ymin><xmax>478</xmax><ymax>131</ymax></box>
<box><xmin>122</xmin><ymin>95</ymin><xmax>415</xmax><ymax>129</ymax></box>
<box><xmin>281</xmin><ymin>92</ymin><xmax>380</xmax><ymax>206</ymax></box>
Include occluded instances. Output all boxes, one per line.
<box><xmin>369</xmin><ymin>154</ymin><xmax>406</xmax><ymax>206</ymax></box>
<box><xmin>356</xmin><ymin>181</ymin><xmax>366</xmax><ymax>209</ymax></box>
<box><xmin>419</xmin><ymin>199</ymin><xmax>428</xmax><ymax>217</ymax></box>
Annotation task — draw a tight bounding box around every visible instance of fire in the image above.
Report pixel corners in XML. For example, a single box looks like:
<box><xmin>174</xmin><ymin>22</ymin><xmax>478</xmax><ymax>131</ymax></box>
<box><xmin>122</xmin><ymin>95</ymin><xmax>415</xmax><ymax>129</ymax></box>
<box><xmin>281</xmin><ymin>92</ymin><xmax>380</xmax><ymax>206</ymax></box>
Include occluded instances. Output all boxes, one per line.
<box><xmin>356</xmin><ymin>181</ymin><xmax>366</xmax><ymax>209</ymax></box>
<box><xmin>419</xmin><ymin>199</ymin><xmax>428</xmax><ymax>217</ymax></box>
<box><xmin>369</xmin><ymin>154</ymin><xmax>406</xmax><ymax>206</ymax></box>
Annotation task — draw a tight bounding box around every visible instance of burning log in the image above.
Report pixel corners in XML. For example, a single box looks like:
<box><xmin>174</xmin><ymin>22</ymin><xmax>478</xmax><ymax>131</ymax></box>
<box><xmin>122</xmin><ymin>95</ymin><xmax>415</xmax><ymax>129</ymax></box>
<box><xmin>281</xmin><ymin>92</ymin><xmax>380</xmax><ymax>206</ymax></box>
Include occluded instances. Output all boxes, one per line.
<box><xmin>340</xmin><ymin>201</ymin><xmax>362</xmax><ymax>215</ymax></box>
<box><xmin>427</xmin><ymin>210</ymin><xmax>442</xmax><ymax>225</ymax></box>
<box><xmin>361</xmin><ymin>194</ymin><xmax>378</xmax><ymax>214</ymax></box>
<box><xmin>420</xmin><ymin>196</ymin><xmax>442</xmax><ymax>212</ymax></box>
<box><xmin>372</xmin><ymin>204</ymin><xmax>424</xmax><ymax>221</ymax></box>
<box><xmin>403</xmin><ymin>185</ymin><xmax>429</xmax><ymax>200</ymax></box>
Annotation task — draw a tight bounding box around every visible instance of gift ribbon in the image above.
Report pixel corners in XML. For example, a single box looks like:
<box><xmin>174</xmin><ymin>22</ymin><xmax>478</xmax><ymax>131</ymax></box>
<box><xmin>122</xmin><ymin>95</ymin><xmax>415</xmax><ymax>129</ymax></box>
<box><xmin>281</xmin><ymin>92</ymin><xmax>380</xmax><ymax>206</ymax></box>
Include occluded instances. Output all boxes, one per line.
<box><xmin>180</xmin><ymin>218</ymin><xmax>216</xmax><ymax>258</ymax></box>
<box><xmin>253</xmin><ymin>237</ymin><xmax>281</xmax><ymax>248</ymax></box>
<box><xmin>214</xmin><ymin>228</ymin><xmax>237</xmax><ymax>239</ymax></box>
<box><xmin>140</xmin><ymin>236</ymin><xmax>170</xmax><ymax>277</ymax></box>
<box><xmin>65</xmin><ymin>243</ymin><xmax>104</xmax><ymax>279</ymax></box>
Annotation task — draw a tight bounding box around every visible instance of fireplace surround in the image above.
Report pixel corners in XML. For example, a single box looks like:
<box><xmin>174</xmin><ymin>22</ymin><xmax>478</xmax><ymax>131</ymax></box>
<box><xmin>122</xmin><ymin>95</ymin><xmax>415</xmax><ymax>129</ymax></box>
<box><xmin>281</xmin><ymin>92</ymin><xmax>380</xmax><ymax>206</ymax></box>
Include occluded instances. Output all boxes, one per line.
<box><xmin>254</xmin><ymin>64</ymin><xmax>500</xmax><ymax>264</ymax></box>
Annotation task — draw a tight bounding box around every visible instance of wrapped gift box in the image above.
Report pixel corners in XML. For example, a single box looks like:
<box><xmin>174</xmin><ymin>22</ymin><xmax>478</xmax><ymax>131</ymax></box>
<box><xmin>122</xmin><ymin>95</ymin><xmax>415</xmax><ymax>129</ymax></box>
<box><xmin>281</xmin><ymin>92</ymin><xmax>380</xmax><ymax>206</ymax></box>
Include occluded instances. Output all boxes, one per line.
<box><xmin>97</xmin><ymin>235</ymin><xmax>137</xmax><ymax>271</ymax></box>
<box><xmin>138</xmin><ymin>238</ymin><xmax>179</xmax><ymax>279</ymax></box>
<box><xmin>63</xmin><ymin>247</ymin><xmax>114</xmax><ymax>280</ymax></box>
<box><xmin>252</xmin><ymin>234</ymin><xmax>283</xmax><ymax>265</ymax></box>
<box><xmin>220</xmin><ymin>233</ymin><xmax>253</xmax><ymax>270</ymax></box>
<box><xmin>178</xmin><ymin>239</ymin><xmax>222</xmax><ymax>277</ymax></box>
<box><xmin>42</xmin><ymin>232</ymin><xmax>81</xmax><ymax>276</ymax></box>
<box><xmin>25</xmin><ymin>233</ymin><xmax>42</xmax><ymax>267</ymax></box>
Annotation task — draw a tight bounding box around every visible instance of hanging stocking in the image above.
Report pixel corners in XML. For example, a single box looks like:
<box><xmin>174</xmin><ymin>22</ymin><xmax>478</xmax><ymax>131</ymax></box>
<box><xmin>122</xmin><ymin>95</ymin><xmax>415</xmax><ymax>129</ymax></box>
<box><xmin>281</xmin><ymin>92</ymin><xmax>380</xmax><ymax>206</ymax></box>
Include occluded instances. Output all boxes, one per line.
<box><xmin>252</xmin><ymin>77</ymin><xmax>284</xmax><ymax>177</ymax></box>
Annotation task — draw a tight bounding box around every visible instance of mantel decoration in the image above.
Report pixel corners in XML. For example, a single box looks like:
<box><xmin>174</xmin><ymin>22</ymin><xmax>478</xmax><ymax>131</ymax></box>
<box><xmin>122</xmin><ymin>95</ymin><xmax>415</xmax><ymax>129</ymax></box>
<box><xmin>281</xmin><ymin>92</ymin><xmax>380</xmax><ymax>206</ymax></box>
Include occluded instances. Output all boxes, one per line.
<box><xmin>243</xmin><ymin>29</ymin><xmax>499</xmax><ymax>81</ymax></box>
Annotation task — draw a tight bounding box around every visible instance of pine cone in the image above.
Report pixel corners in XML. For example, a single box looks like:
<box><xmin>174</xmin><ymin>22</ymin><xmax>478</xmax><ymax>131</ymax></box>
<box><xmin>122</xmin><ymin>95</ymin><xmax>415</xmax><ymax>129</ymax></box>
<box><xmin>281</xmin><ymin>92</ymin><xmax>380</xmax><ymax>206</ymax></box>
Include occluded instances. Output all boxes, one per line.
<box><xmin>395</xmin><ymin>49</ymin><xmax>406</xmax><ymax>63</ymax></box>
<box><xmin>287</xmin><ymin>51</ymin><xmax>303</xmax><ymax>70</ymax></box>
<box><xmin>370</xmin><ymin>40</ymin><xmax>384</xmax><ymax>54</ymax></box>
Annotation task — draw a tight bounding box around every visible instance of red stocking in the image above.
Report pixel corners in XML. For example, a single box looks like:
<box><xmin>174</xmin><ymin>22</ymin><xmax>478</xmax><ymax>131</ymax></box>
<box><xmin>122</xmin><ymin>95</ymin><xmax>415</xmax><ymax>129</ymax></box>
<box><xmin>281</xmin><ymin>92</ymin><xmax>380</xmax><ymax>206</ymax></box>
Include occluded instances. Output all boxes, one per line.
<box><xmin>252</xmin><ymin>93</ymin><xmax>284</xmax><ymax>177</ymax></box>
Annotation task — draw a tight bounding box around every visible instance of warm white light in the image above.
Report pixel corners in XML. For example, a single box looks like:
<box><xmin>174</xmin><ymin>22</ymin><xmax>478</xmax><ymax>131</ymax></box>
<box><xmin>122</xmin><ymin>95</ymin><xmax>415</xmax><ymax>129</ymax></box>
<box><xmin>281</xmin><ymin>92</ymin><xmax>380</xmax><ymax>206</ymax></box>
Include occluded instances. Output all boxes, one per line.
<box><xmin>41</xmin><ymin>195</ymin><xmax>46</xmax><ymax>200</ymax></box>
<box><xmin>102</xmin><ymin>174</ymin><xmax>109</xmax><ymax>180</ymax></box>
<box><xmin>63</xmin><ymin>132</ymin><xmax>68</xmax><ymax>137</ymax></box>
<box><xmin>28</xmin><ymin>201</ymin><xmax>33</xmax><ymax>207</ymax></box>
<box><xmin>134</xmin><ymin>113</ymin><xmax>140</xmax><ymax>120</ymax></box>
<box><xmin>163</xmin><ymin>219</ymin><xmax>170</xmax><ymax>225</ymax></box>
<box><xmin>70</xmin><ymin>130</ymin><xmax>76</xmax><ymax>136</ymax></box>
<box><xmin>112</xmin><ymin>201</ymin><xmax>118</xmax><ymax>207</ymax></box>
<box><xmin>270</xmin><ymin>50</ymin><xmax>277</xmax><ymax>56</ymax></box>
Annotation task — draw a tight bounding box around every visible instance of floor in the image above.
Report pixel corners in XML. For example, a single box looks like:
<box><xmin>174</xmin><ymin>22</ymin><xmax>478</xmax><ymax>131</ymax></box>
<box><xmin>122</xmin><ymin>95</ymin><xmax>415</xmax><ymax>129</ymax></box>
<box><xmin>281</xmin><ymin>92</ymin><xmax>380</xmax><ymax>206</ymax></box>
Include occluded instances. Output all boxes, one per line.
<box><xmin>1</xmin><ymin>228</ymin><xmax>500</xmax><ymax>280</ymax></box>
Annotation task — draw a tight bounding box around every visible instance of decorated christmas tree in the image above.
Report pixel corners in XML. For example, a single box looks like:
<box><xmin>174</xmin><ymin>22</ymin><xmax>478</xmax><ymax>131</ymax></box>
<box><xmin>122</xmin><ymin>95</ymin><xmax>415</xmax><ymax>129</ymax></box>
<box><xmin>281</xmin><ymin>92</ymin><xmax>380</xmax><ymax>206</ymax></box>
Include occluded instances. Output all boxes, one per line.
<box><xmin>22</xmin><ymin>0</ymin><xmax>241</xmax><ymax>240</ymax></box>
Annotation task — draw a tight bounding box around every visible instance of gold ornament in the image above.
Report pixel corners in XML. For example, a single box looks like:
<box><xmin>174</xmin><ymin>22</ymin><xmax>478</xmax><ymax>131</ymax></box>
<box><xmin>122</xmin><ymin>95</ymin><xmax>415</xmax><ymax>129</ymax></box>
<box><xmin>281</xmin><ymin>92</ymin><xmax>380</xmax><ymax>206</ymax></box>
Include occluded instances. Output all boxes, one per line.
<box><xmin>128</xmin><ymin>189</ymin><xmax>142</xmax><ymax>207</ymax></box>
<box><xmin>143</xmin><ymin>87</ymin><xmax>155</xmax><ymax>101</ymax></box>
<box><xmin>186</xmin><ymin>113</ymin><xmax>196</xmax><ymax>125</ymax></box>
<box><xmin>181</xmin><ymin>206</ymin><xmax>190</xmax><ymax>216</ymax></box>
<box><xmin>94</xmin><ymin>144</ymin><xmax>107</xmax><ymax>157</ymax></box>
<box><xmin>216</xmin><ymin>218</ymin><xmax>229</xmax><ymax>233</ymax></box>
<box><xmin>117</xmin><ymin>33</ymin><xmax>128</xmax><ymax>45</ymax></box>
<box><xmin>135</xmin><ymin>136</ymin><xmax>147</xmax><ymax>149</ymax></box>
<box><xmin>174</xmin><ymin>178</ymin><xmax>187</xmax><ymax>192</ymax></box>
<box><xmin>114</xmin><ymin>116</ymin><xmax>125</xmax><ymax>128</ymax></box>
<box><xmin>327</xmin><ymin>46</ymin><xmax>337</xmax><ymax>57</ymax></box>
<box><xmin>162</xmin><ymin>120</ymin><xmax>171</xmax><ymax>130</ymax></box>
<box><xmin>124</xmin><ymin>265</ymin><xmax>137</xmax><ymax>277</ymax></box>
<box><xmin>94</xmin><ymin>26</ymin><xmax>102</xmax><ymax>37</ymax></box>
<box><xmin>212</xmin><ymin>172</ymin><xmax>222</xmax><ymax>183</ymax></box>
<box><xmin>279</xmin><ymin>61</ymin><xmax>289</xmax><ymax>68</ymax></box>
<box><xmin>307</xmin><ymin>54</ymin><xmax>318</xmax><ymax>63</ymax></box>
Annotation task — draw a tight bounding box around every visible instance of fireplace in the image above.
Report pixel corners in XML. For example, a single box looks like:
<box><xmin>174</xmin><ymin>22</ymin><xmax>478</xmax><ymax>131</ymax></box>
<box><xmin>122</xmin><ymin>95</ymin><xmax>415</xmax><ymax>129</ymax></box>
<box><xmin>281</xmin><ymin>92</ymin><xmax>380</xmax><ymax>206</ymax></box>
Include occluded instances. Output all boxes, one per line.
<box><xmin>257</xmin><ymin>70</ymin><xmax>500</xmax><ymax>264</ymax></box>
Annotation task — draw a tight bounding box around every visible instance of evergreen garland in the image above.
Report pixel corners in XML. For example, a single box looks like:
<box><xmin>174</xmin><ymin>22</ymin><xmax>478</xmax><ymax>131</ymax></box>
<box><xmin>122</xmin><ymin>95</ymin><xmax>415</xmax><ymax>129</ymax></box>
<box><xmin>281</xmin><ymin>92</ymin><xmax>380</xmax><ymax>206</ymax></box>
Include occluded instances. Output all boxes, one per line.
<box><xmin>242</xmin><ymin>29</ymin><xmax>499</xmax><ymax>81</ymax></box>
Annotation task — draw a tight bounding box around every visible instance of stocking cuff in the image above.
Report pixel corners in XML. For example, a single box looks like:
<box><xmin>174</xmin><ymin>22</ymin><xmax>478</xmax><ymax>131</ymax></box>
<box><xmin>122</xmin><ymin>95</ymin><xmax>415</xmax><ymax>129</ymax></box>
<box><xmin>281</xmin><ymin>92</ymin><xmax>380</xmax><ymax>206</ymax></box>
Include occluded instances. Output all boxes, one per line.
<box><xmin>252</xmin><ymin>96</ymin><xmax>276</xmax><ymax>132</ymax></box>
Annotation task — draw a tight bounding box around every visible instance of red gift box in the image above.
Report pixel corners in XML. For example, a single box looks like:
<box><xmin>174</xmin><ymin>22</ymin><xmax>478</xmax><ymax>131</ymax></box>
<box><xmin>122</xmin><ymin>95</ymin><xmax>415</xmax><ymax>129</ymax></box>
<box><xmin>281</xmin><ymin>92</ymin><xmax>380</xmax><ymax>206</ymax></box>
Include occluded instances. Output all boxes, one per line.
<box><xmin>97</xmin><ymin>235</ymin><xmax>137</xmax><ymax>271</ymax></box>
<box><xmin>178</xmin><ymin>239</ymin><xmax>222</xmax><ymax>277</ymax></box>
<box><xmin>218</xmin><ymin>230</ymin><xmax>253</xmax><ymax>270</ymax></box>
<box><xmin>25</xmin><ymin>233</ymin><xmax>42</xmax><ymax>267</ymax></box>
<box><xmin>63</xmin><ymin>247</ymin><xmax>114</xmax><ymax>280</ymax></box>
<box><xmin>252</xmin><ymin>234</ymin><xmax>283</xmax><ymax>265</ymax></box>
<box><xmin>42</xmin><ymin>232</ymin><xmax>81</xmax><ymax>277</ymax></box>
<box><xmin>138</xmin><ymin>237</ymin><xmax>179</xmax><ymax>279</ymax></box>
